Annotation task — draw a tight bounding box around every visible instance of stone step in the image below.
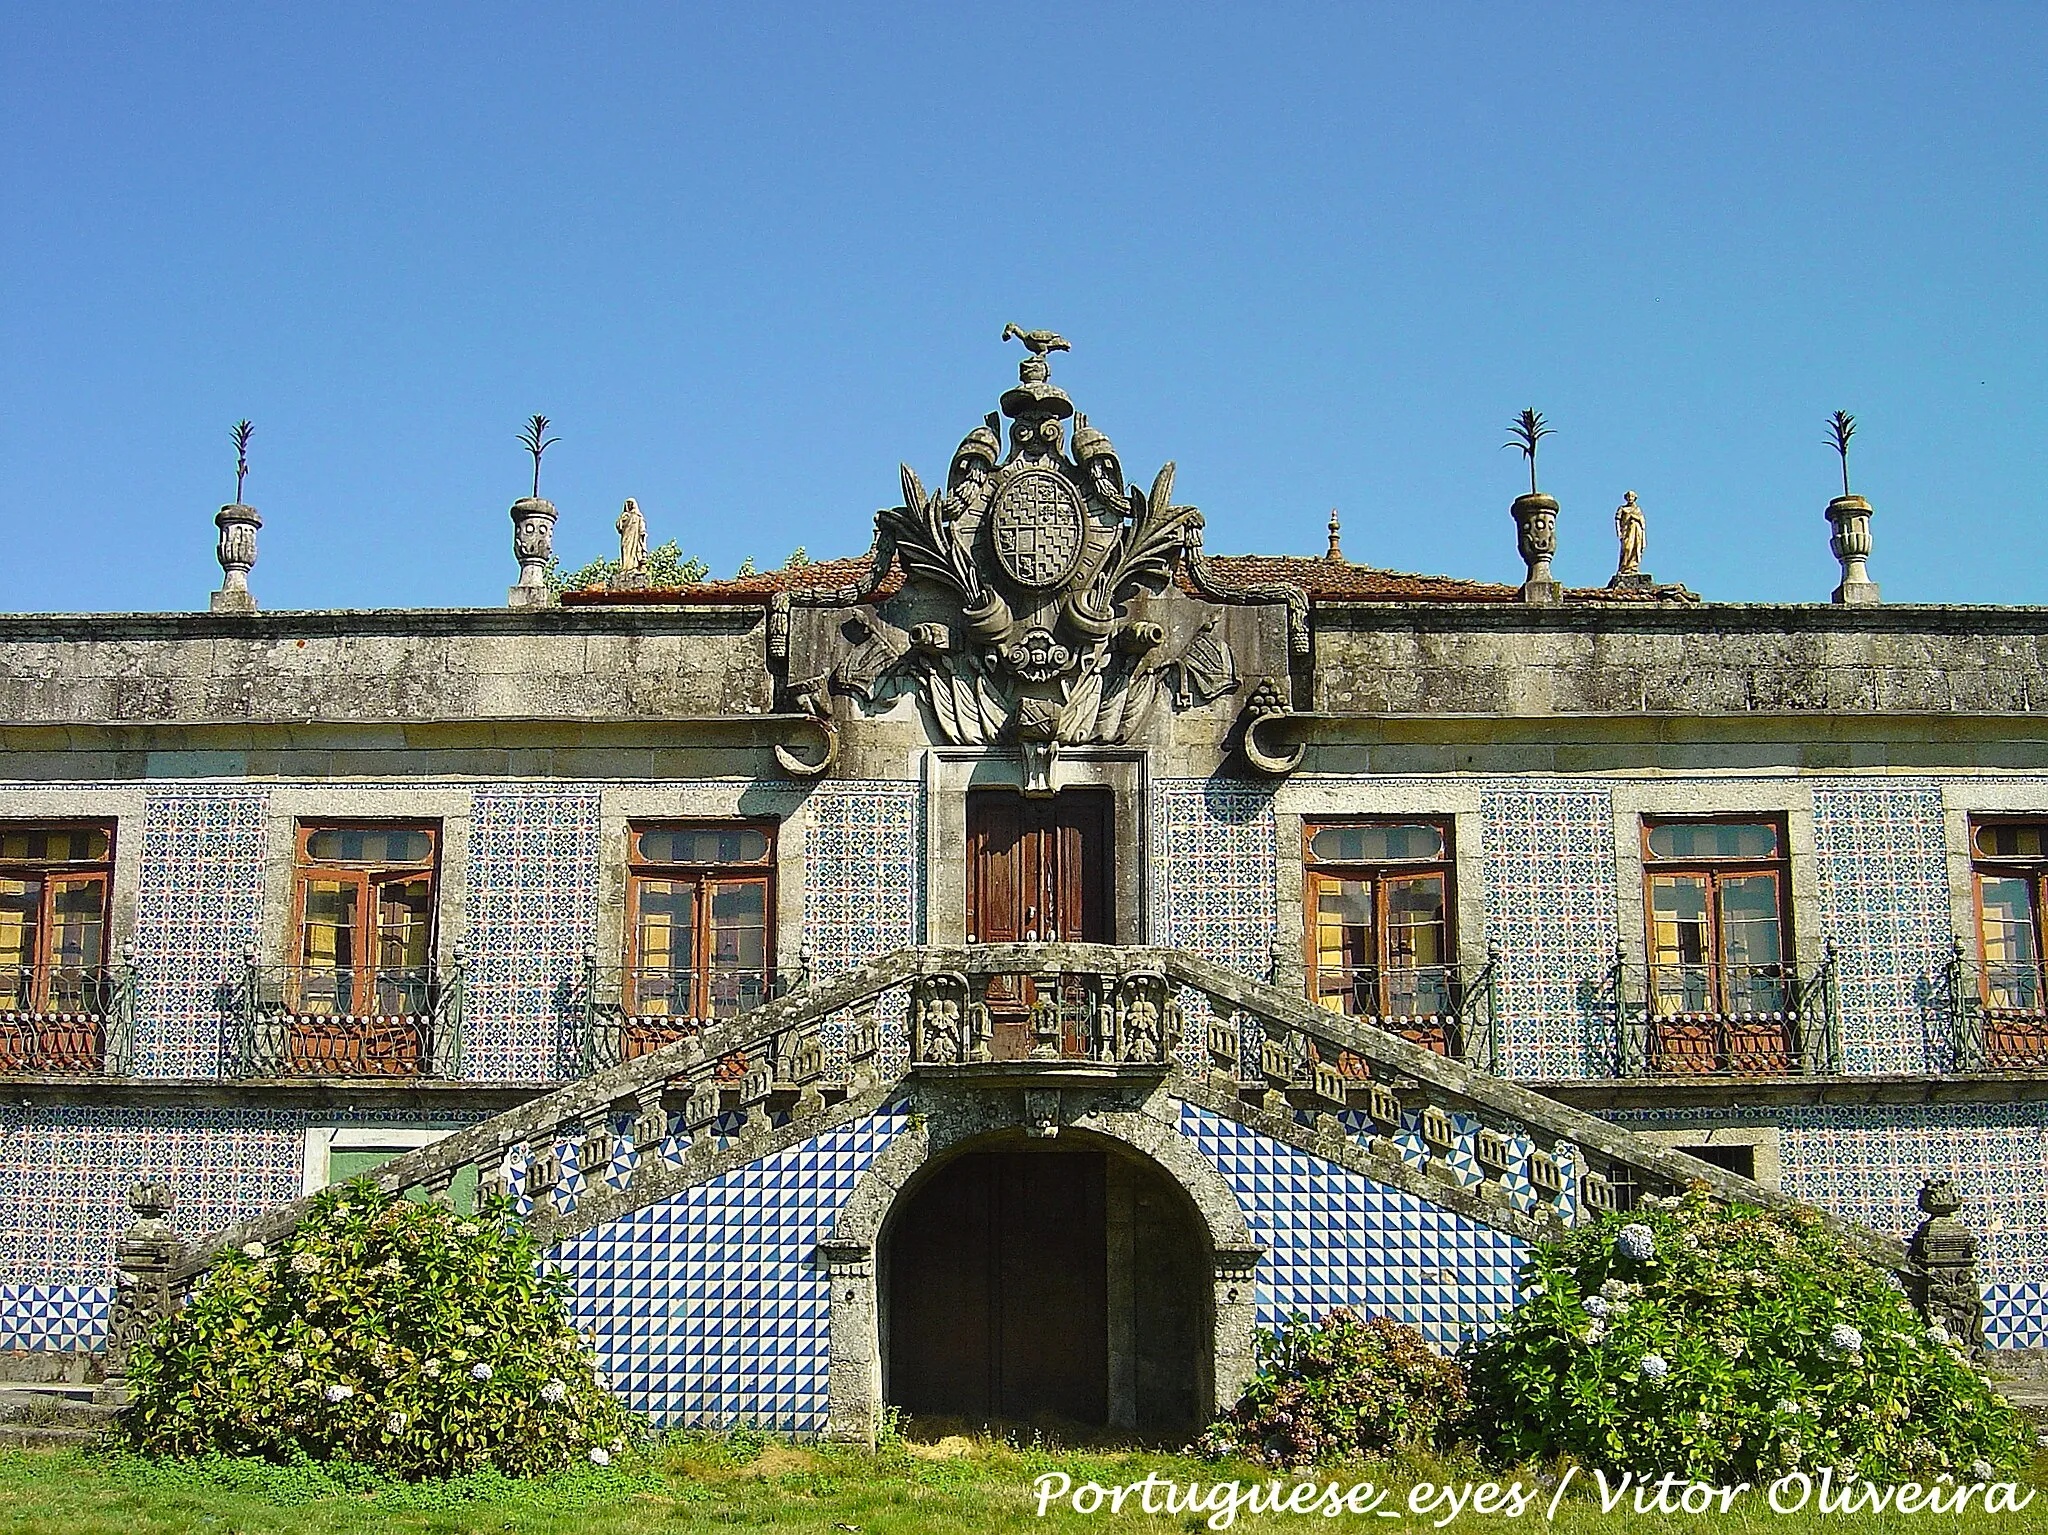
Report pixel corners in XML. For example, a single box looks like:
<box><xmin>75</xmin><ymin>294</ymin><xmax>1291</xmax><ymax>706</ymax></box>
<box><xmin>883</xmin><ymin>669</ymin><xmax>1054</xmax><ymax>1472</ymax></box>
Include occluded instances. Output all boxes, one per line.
<box><xmin>0</xmin><ymin>1423</ymin><xmax>106</xmax><ymax>1449</ymax></box>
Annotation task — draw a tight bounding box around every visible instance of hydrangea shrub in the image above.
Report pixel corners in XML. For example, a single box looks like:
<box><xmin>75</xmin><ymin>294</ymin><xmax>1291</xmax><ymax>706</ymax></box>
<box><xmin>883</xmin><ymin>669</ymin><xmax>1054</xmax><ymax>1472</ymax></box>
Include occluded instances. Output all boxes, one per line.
<box><xmin>1466</xmin><ymin>1190</ymin><xmax>2030</xmax><ymax>1480</ymax></box>
<box><xmin>122</xmin><ymin>1181</ymin><xmax>637</xmax><ymax>1477</ymax></box>
<box><xmin>1199</xmin><ymin>1309</ymin><xmax>1472</xmax><ymax>1467</ymax></box>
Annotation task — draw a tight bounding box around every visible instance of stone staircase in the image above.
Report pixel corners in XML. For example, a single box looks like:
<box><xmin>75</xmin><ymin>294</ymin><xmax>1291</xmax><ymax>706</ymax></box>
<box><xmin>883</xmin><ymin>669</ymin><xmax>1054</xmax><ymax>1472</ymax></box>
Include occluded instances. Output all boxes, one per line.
<box><xmin>98</xmin><ymin>943</ymin><xmax>1964</xmax><ymax>1420</ymax></box>
<box><xmin>0</xmin><ymin>1382</ymin><xmax>120</xmax><ymax>1448</ymax></box>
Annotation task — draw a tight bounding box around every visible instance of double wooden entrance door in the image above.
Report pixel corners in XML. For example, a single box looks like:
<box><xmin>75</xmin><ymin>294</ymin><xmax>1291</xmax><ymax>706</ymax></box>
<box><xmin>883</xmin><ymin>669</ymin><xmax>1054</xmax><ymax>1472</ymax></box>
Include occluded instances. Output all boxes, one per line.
<box><xmin>965</xmin><ymin>788</ymin><xmax>1112</xmax><ymax>1059</ymax></box>
<box><xmin>886</xmin><ymin>1148</ymin><xmax>1109</xmax><ymax>1426</ymax></box>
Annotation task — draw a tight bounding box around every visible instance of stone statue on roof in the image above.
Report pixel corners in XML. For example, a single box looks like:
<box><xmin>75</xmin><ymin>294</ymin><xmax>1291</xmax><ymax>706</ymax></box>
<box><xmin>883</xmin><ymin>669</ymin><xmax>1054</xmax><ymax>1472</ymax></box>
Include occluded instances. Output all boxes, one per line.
<box><xmin>617</xmin><ymin>498</ymin><xmax>647</xmax><ymax>576</ymax></box>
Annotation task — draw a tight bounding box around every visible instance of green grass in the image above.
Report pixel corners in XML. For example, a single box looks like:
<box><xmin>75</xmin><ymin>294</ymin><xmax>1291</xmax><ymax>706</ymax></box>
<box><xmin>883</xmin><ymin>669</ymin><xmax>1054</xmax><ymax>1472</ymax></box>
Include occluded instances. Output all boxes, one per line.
<box><xmin>0</xmin><ymin>1435</ymin><xmax>2041</xmax><ymax>1534</ymax></box>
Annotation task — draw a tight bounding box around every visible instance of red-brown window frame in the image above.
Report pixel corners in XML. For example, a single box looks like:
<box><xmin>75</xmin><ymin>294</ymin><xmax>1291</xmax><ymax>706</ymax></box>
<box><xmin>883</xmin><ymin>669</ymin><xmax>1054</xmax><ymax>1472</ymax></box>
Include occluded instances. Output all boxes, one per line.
<box><xmin>1302</xmin><ymin>818</ymin><xmax>1457</xmax><ymax>1024</ymax></box>
<box><xmin>1639</xmin><ymin>815</ymin><xmax>1792</xmax><ymax>1015</ymax></box>
<box><xmin>1968</xmin><ymin>816</ymin><xmax>2048</xmax><ymax>1015</ymax></box>
<box><xmin>288</xmin><ymin>822</ymin><xmax>441</xmax><ymax>1016</ymax></box>
<box><xmin>624</xmin><ymin>820</ymin><xmax>777</xmax><ymax>1023</ymax></box>
<box><xmin>0</xmin><ymin>822</ymin><xmax>115</xmax><ymax>1014</ymax></box>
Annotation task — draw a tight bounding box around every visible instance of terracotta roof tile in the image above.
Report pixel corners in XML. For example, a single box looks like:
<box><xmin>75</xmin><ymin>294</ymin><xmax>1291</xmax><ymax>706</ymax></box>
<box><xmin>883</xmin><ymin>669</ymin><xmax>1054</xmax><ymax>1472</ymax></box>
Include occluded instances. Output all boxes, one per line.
<box><xmin>561</xmin><ymin>550</ymin><xmax>1692</xmax><ymax>606</ymax></box>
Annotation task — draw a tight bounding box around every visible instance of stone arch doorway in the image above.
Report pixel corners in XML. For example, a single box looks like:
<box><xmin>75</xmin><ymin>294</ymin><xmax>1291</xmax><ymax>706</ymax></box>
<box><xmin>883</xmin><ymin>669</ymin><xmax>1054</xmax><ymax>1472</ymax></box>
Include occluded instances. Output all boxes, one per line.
<box><xmin>880</xmin><ymin>1133</ymin><xmax>1214</xmax><ymax>1434</ymax></box>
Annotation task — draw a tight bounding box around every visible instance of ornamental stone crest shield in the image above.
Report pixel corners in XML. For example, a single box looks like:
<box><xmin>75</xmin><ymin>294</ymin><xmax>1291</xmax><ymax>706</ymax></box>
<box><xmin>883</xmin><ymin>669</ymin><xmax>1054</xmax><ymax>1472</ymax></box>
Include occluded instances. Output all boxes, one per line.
<box><xmin>989</xmin><ymin>467</ymin><xmax>1087</xmax><ymax>592</ymax></box>
<box><xmin>768</xmin><ymin>327</ymin><xmax>1310</xmax><ymax>792</ymax></box>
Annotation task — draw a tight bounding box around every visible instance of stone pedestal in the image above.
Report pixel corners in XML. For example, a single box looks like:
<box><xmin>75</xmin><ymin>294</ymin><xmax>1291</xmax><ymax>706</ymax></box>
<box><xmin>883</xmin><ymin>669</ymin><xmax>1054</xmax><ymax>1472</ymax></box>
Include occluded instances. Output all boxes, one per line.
<box><xmin>1906</xmin><ymin>1178</ymin><xmax>1984</xmax><ymax>1353</ymax></box>
<box><xmin>1607</xmin><ymin>571</ymin><xmax>1656</xmax><ymax>592</ymax></box>
<box><xmin>1512</xmin><ymin>493</ymin><xmax>1562</xmax><ymax>604</ymax></box>
<box><xmin>97</xmin><ymin>1180</ymin><xmax>187</xmax><ymax>1406</ymax></box>
<box><xmin>1826</xmin><ymin>494</ymin><xmax>1880</xmax><ymax>605</ymax></box>
<box><xmin>508</xmin><ymin>497</ymin><xmax>558</xmax><ymax>607</ymax></box>
<box><xmin>211</xmin><ymin>503</ymin><xmax>261</xmax><ymax>612</ymax></box>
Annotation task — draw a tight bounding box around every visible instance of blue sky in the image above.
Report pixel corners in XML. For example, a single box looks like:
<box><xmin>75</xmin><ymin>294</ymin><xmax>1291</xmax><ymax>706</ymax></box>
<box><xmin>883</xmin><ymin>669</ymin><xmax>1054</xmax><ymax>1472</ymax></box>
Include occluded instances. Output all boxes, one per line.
<box><xmin>3</xmin><ymin>4</ymin><xmax>2044</xmax><ymax>613</ymax></box>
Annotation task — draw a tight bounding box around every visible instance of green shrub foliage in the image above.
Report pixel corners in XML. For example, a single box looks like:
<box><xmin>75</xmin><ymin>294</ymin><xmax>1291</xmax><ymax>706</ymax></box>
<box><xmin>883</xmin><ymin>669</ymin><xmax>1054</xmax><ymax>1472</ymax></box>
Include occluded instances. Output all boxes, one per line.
<box><xmin>1199</xmin><ymin>1309</ymin><xmax>1472</xmax><ymax>1467</ymax></box>
<box><xmin>122</xmin><ymin>1181</ymin><xmax>637</xmax><ymax>1477</ymax></box>
<box><xmin>1466</xmin><ymin>1190</ymin><xmax>2030</xmax><ymax>1480</ymax></box>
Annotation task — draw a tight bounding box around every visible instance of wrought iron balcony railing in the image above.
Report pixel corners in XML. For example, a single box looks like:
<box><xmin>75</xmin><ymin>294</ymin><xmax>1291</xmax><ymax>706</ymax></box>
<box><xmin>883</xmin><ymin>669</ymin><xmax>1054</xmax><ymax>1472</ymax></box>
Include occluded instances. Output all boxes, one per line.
<box><xmin>579</xmin><ymin>951</ymin><xmax>800</xmax><ymax>1074</ymax></box>
<box><xmin>1939</xmin><ymin>942</ymin><xmax>2048</xmax><ymax>1072</ymax></box>
<box><xmin>1305</xmin><ymin>952</ymin><xmax>1500</xmax><ymax>1073</ymax></box>
<box><xmin>1607</xmin><ymin>946</ymin><xmax>1840</xmax><ymax>1076</ymax></box>
<box><xmin>0</xmin><ymin>954</ymin><xmax>135</xmax><ymax>1075</ymax></box>
<box><xmin>228</xmin><ymin>952</ymin><xmax>465</xmax><ymax>1079</ymax></box>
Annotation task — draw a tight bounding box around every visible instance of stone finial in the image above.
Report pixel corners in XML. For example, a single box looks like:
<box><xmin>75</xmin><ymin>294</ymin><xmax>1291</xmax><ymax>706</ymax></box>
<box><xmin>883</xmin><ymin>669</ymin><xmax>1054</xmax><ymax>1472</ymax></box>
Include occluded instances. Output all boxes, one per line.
<box><xmin>1609</xmin><ymin>490</ymin><xmax>1655</xmax><ymax>591</ymax></box>
<box><xmin>211</xmin><ymin>503</ymin><xmax>261</xmax><ymax>613</ymax></box>
<box><xmin>1827</xmin><ymin>495</ymin><xmax>1879</xmax><ymax>604</ymax></box>
<box><xmin>507</xmin><ymin>497</ymin><xmax>558</xmax><ymax>607</ymax></box>
<box><xmin>1325</xmin><ymin>509</ymin><xmax>1343</xmax><ymax>563</ymax></box>
<box><xmin>1511</xmin><ymin>493</ymin><xmax>1562</xmax><ymax>604</ymax></box>
<box><xmin>1906</xmin><ymin>1177</ymin><xmax>1984</xmax><ymax>1353</ymax></box>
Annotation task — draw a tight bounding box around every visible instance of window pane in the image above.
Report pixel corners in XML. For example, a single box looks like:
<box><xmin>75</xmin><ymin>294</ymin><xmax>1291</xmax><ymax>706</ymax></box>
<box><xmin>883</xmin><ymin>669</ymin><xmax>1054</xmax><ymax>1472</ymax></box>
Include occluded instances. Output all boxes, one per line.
<box><xmin>304</xmin><ymin>828</ymin><xmax>435</xmax><ymax>866</ymax></box>
<box><xmin>48</xmin><ymin>877</ymin><xmax>106</xmax><ymax>972</ymax></box>
<box><xmin>1309</xmin><ymin>823</ymin><xmax>1445</xmax><ymax>864</ymax></box>
<box><xmin>1382</xmin><ymin>874</ymin><xmax>1452</xmax><ymax>1015</ymax></box>
<box><xmin>1312</xmin><ymin>874</ymin><xmax>1374</xmax><ymax>1014</ymax></box>
<box><xmin>0</xmin><ymin>877</ymin><xmax>38</xmax><ymax>1010</ymax></box>
<box><xmin>707</xmin><ymin>879</ymin><xmax>768</xmax><ymax>1019</ymax></box>
<box><xmin>634</xmin><ymin>827</ymin><xmax>770</xmax><ymax>866</ymax></box>
<box><xmin>1979</xmin><ymin>875</ymin><xmax>2042</xmax><ymax>1010</ymax></box>
<box><xmin>1974</xmin><ymin>823</ymin><xmax>2048</xmax><ymax>861</ymax></box>
<box><xmin>0</xmin><ymin>828</ymin><xmax>109</xmax><ymax>864</ymax></box>
<box><xmin>299</xmin><ymin>877</ymin><xmax>358</xmax><ymax>1000</ymax></box>
<box><xmin>633</xmin><ymin>880</ymin><xmax>697</xmax><ymax>1017</ymax></box>
<box><xmin>375</xmin><ymin>878</ymin><xmax>433</xmax><ymax>970</ymax></box>
<box><xmin>1717</xmin><ymin>874</ymin><xmax>1787</xmax><ymax>1011</ymax></box>
<box><xmin>1646</xmin><ymin>822</ymin><xmax>1779</xmax><ymax>860</ymax></box>
<box><xmin>1648</xmin><ymin>874</ymin><xmax>1711</xmax><ymax>1013</ymax></box>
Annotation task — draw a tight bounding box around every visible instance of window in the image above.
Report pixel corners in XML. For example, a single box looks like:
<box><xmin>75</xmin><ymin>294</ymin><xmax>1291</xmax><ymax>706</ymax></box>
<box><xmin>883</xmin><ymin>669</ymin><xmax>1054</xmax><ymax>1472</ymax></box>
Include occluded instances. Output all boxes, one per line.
<box><xmin>1968</xmin><ymin>820</ymin><xmax>2048</xmax><ymax>1064</ymax></box>
<box><xmin>1677</xmin><ymin>1143</ymin><xmax>1756</xmax><ymax>1180</ymax></box>
<box><xmin>291</xmin><ymin>824</ymin><xmax>439</xmax><ymax>1017</ymax></box>
<box><xmin>1304</xmin><ymin>822</ymin><xmax>1455</xmax><ymax>1047</ymax></box>
<box><xmin>0</xmin><ymin>824</ymin><xmax>114</xmax><ymax>1016</ymax></box>
<box><xmin>1641</xmin><ymin>819</ymin><xmax>1791</xmax><ymax>1017</ymax></box>
<box><xmin>626</xmin><ymin>823</ymin><xmax>774</xmax><ymax>1026</ymax></box>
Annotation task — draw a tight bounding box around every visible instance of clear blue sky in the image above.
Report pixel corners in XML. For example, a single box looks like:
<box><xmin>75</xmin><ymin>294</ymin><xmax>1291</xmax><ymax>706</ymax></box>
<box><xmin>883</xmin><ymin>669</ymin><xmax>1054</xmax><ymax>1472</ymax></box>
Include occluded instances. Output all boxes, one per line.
<box><xmin>4</xmin><ymin>4</ymin><xmax>2044</xmax><ymax>613</ymax></box>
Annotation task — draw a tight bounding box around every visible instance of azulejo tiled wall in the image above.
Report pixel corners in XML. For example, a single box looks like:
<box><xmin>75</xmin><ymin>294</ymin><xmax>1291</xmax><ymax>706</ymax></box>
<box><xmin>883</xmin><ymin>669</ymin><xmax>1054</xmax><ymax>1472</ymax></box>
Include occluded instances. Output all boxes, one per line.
<box><xmin>1477</xmin><ymin>785</ymin><xmax>1619</xmax><ymax>1079</ymax></box>
<box><xmin>131</xmin><ymin>786</ymin><xmax>273</xmax><ymax>1078</ymax></box>
<box><xmin>1178</xmin><ymin>1102</ymin><xmax>1526</xmax><ymax>1349</ymax></box>
<box><xmin>1603</xmin><ymin>1100</ymin><xmax>2048</xmax><ymax>1349</ymax></box>
<box><xmin>801</xmin><ymin>782</ymin><xmax>923</xmax><ymax>1076</ymax></box>
<box><xmin>551</xmin><ymin>1103</ymin><xmax>909</xmax><ymax>1431</ymax></box>
<box><xmin>463</xmin><ymin>787</ymin><xmax>604</xmax><ymax>1082</ymax></box>
<box><xmin>1810</xmin><ymin>781</ymin><xmax>1954</xmax><ymax>1074</ymax></box>
<box><xmin>0</xmin><ymin>1104</ymin><xmax>488</xmax><ymax>1350</ymax></box>
<box><xmin>1150</xmin><ymin>781</ymin><xmax>1279</xmax><ymax>975</ymax></box>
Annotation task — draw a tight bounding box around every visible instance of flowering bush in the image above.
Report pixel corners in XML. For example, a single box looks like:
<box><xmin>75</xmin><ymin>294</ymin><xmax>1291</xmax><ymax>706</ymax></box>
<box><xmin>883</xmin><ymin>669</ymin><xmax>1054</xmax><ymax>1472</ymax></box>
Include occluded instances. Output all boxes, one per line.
<box><xmin>1198</xmin><ymin>1309</ymin><xmax>1471</xmax><ymax>1467</ymax></box>
<box><xmin>122</xmin><ymin>1181</ymin><xmax>637</xmax><ymax>1477</ymax></box>
<box><xmin>1465</xmin><ymin>1189</ymin><xmax>2030</xmax><ymax>1480</ymax></box>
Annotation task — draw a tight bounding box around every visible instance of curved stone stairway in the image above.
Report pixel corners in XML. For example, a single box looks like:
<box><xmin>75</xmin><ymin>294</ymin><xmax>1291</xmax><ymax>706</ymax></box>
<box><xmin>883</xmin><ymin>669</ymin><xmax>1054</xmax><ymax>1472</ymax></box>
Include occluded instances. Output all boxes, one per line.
<box><xmin>100</xmin><ymin>944</ymin><xmax>1975</xmax><ymax>1433</ymax></box>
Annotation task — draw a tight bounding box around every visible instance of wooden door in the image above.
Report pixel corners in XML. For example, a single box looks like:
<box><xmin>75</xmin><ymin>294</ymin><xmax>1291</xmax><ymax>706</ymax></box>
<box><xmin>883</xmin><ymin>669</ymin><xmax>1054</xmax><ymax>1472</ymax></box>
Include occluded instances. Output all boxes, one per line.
<box><xmin>966</xmin><ymin>789</ymin><xmax>1112</xmax><ymax>1058</ymax></box>
<box><xmin>887</xmin><ymin>1149</ymin><xmax>1108</xmax><ymax>1426</ymax></box>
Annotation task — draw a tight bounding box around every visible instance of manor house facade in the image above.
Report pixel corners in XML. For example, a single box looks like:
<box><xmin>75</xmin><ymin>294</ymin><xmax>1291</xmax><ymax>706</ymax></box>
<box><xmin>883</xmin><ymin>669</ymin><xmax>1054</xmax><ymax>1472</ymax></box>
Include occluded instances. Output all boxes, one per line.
<box><xmin>0</xmin><ymin>338</ymin><xmax>2043</xmax><ymax>1432</ymax></box>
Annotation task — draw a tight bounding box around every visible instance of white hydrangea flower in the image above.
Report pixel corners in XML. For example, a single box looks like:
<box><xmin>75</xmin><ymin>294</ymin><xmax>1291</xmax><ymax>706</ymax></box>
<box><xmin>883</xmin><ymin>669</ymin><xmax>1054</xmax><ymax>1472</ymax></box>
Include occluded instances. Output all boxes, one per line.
<box><xmin>456</xmin><ymin>1221</ymin><xmax>480</xmax><ymax>1237</ymax></box>
<box><xmin>470</xmin><ymin>1362</ymin><xmax>493</xmax><ymax>1382</ymax></box>
<box><xmin>1598</xmin><ymin>1279</ymin><xmax>1629</xmax><ymax>1301</ymax></box>
<box><xmin>1927</xmin><ymin>1324</ymin><xmax>1951</xmax><ymax>1346</ymax></box>
<box><xmin>1971</xmin><ymin>1459</ymin><xmax>1994</xmax><ymax>1481</ymax></box>
<box><xmin>588</xmin><ymin>1447</ymin><xmax>611</xmax><ymax>1466</ymax></box>
<box><xmin>542</xmin><ymin>1379</ymin><xmax>568</xmax><ymax>1403</ymax></box>
<box><xmin>1582</xmin><ymin>1294</ymin><xmax>1610</xmax><ymax>1317</ymax></box>
<box><xmin>1616</xmin><ymin>1224</ymin><xmax>1656</xmax><ymax>1262</ymax></box>
<box><xmin>463</xmin><ymin>1324</ymin><xmax>486</xmax><ymax>1338</ymax></box>
<box><xmin>385</xmin><ymin>1411</ymin><xmax>408</xmax><ymax>1434</ymax></box>
<box><xmin>1637</xmin><ymin>1353</ymin><xmax>1669</xmax><ymax>1381</ymax></box>
<box><xmin>420</xmin><ymin>1359</ymin><xmax>442</xmax><ymax>1379</ymax></box>
<box><xmin>323</xmin><ymin>1383</ymin><xmax>355</xmax><ymax>1403</ymax></box>
<box><xmin>1774</xmin><ymin>1398</ymin><xmax>1798</xmax><ymax>1415</ymax></box>
<box><xmin>241</xmin><ymin>1241</ymin><xmax>266</xmax><ymax>1259</ymax></box>
<box><xmin>282</xmin><ymin>1349</ymin><xmax>305</xmax><ymax>1370</ymax></box>
<box><xmin>1585</xmin><ymin>1320</ymin><xmax>1607</xmax><ymax>1345</ymax></box>
<box><xmin>1610</xmin><ymin>1299</ymin><xmax>1631</xmax><ymax>1316</ymax></box>
<box><xmin>289</xmin><ymin>1251</ymin><xmax>322</xmax><ymax>1275</ymax></box>
<box><xmin>1829</xmin><ymin>1323</ymin><xmax>1864</xmax><ymax>1355</ymax></box>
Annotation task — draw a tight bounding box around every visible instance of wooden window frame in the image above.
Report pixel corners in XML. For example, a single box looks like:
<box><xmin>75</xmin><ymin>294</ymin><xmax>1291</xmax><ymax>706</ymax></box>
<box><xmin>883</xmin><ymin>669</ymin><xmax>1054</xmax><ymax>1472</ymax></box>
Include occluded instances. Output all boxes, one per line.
<box><xmin>1302</xmin><ymin>819</ymin><xmax>1457</xmax><ymax>1033</ymax></box>
<box><xmin>288</xmin><ymin>822</ymin><xmax>441</xmax><ymax>1018</ymax></box>
<box><xmin>1639</xmin><ymin>815</ymin><xmax>1793</xmax><ymax>1017</ymax></box>
<box><xmin>0</xmin><ymin>821</ymin><xmax>115</xmax><ymax>1015</ymax></box>
<box><xmin>1968</xmin><ymin>816</ymin><xmax>2048</xmax><ymax>1021</ymax></box>
<box><xmin>624</xmin><ymin>820</ymin><xmax>777</xmax><ymax>1025</ymax></box>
